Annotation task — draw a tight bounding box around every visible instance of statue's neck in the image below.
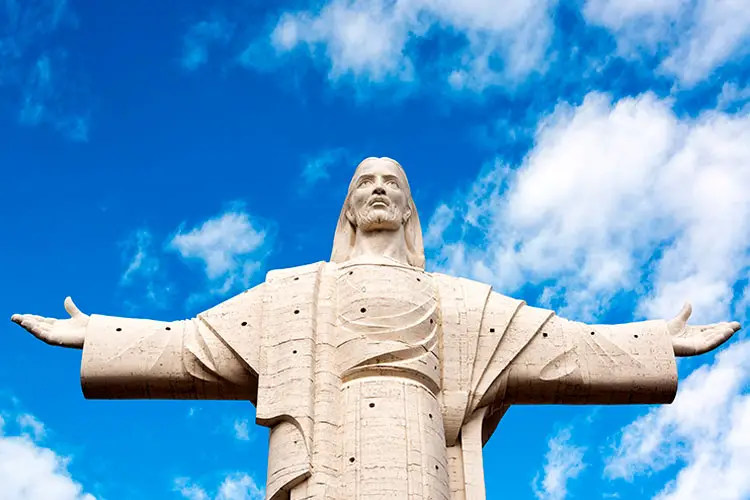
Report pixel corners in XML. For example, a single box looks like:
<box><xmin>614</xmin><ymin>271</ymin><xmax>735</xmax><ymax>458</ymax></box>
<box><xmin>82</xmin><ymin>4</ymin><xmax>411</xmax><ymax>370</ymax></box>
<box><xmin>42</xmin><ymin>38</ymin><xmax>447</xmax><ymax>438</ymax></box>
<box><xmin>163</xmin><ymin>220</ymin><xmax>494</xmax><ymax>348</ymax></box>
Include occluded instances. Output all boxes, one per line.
<box><xmin>348</xmin><ymin>228</ymin><xmax>410</xmax><ymax>266</ymax></box>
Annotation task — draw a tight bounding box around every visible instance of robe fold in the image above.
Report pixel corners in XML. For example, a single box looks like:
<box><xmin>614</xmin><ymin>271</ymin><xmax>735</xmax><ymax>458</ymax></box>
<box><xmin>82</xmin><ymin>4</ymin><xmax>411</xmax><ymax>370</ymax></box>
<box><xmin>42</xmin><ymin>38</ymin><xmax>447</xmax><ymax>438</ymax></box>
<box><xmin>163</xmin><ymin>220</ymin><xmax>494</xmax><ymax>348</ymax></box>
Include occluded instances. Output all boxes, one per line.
<box><xmin>80</xmin><ymin>261</ymin><xmax>678</xmax><ymax>500</ymax></box>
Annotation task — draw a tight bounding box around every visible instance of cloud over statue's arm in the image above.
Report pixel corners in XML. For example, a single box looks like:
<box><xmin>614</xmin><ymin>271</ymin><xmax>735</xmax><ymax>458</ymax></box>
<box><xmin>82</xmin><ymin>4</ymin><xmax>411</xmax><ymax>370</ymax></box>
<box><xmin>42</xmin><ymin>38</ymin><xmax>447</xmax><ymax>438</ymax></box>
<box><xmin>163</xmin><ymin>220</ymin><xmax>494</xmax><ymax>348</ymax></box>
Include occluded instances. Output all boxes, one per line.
<box><xmin>11</xmin><ymin>286</ymin><xmax>264</xmax><ymax>403</ymax></box>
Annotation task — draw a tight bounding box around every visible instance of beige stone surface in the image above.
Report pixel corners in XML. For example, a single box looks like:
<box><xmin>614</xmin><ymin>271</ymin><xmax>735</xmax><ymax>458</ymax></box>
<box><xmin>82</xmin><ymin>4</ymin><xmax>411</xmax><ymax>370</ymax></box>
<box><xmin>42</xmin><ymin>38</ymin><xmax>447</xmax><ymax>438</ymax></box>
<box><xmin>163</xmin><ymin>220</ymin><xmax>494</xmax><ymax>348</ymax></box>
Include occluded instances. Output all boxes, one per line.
<box><xmin>11</xmin><ymin>157</ymin><xmax>742</xmax><ymax>500</ymax></box>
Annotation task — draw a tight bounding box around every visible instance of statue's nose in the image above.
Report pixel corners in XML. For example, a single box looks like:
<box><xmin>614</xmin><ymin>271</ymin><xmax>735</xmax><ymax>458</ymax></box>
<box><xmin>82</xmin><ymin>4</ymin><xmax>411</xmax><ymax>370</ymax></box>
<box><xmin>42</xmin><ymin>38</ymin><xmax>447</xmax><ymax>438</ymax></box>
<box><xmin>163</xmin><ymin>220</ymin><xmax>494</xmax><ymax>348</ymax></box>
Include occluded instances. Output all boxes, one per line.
<box><xmin>372</xmin><ymin>186</ymin><xmax>386</xmax><ymax>195</ymax></box>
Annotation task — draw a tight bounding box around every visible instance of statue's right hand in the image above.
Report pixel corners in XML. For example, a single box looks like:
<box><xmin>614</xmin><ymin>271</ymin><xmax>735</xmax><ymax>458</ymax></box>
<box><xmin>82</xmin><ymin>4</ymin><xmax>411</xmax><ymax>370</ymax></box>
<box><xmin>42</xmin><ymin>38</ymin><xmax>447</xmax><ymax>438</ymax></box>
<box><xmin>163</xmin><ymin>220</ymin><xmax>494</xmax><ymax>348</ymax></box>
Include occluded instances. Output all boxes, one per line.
<box><xmin>11</xmin><ymin>297</ymin><xmax>89</xmax><ymax>349</ymax></box>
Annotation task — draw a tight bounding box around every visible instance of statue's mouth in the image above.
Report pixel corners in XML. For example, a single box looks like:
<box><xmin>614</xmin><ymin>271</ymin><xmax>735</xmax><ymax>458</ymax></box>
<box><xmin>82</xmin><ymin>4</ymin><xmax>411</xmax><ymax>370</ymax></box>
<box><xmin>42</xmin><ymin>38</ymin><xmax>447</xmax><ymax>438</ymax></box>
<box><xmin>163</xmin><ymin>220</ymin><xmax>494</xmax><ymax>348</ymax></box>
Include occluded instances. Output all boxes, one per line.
<box><xmin>368</xmin><ymin>197</ymin><xmax>390</xmax><ymax>207</ymax></box>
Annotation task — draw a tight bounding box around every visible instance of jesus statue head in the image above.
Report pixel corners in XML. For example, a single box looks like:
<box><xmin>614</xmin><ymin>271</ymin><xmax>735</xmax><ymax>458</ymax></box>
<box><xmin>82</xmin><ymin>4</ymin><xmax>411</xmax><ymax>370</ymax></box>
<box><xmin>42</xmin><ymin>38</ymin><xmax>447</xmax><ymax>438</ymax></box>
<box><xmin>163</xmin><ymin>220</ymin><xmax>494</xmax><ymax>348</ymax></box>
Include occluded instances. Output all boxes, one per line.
<box><xmin>331</xmin><ymin>157</ymin><xmax>425</xmax><ymax>269</ymax></box>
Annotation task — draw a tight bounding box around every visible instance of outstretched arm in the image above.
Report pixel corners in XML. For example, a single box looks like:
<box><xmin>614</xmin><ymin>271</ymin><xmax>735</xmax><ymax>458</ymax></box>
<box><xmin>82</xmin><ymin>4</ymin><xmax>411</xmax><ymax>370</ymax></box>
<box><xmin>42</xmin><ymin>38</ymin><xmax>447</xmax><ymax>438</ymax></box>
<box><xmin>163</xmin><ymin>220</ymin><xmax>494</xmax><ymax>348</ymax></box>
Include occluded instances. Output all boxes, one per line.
<box><xmin>11</xmin><ymin>286</ymin><xmax>264</xmax><ymax>402</ymax></box>
<box><xmin>497</xmin><ymin>300</ymin><xmax>740</xmax><ymax>406</ymax></box>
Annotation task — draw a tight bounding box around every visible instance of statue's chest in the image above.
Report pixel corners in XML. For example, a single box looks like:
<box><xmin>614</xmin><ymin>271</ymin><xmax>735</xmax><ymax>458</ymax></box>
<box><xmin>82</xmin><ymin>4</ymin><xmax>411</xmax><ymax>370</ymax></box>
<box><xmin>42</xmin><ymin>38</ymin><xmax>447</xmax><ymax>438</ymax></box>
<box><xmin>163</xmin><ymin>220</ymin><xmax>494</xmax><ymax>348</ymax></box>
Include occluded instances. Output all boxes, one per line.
<box><xmin>334</xmin><ymin>264</ymin><xmax>441</xmax><ymax>390</ymax></box>
<box><xmin>335</xmin><ymin>264</ymin><xmax>437</xmax><ymax>337</ymax></box>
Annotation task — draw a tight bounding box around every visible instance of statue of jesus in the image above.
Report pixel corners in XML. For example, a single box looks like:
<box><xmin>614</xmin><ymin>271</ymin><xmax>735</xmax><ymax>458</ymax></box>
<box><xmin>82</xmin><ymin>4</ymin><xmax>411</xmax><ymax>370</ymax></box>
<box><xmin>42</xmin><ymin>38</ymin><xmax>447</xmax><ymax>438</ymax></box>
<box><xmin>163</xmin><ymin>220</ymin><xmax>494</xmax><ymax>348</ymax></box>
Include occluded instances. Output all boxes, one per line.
<box><xmin>12</xmin><ymin>157</ymin><xmax>741</xmax><ymax>500</ymax></box>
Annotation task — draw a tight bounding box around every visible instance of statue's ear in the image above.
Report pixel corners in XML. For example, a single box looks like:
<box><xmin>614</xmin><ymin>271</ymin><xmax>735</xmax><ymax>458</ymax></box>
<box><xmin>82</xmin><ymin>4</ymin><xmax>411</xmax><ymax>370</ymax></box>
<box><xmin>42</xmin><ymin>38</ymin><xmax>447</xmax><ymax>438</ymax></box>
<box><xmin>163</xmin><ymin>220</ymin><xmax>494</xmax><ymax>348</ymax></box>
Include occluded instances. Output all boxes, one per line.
<box><xmin>345</xmin><ymin>206</ymin><xmax>356</xmax><ymax>226</ymax></box>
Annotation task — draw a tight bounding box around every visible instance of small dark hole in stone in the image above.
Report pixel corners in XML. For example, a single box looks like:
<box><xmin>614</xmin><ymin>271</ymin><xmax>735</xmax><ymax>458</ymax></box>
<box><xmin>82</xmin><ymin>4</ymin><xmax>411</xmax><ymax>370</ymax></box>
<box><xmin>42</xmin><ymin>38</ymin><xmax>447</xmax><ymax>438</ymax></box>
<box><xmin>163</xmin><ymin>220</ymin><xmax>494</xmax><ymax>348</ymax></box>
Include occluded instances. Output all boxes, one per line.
<box><xmin>360</xmin><ymin>307</ymin><xmax>366</xmax><ymax>313</ymax></box>
<box><xmin>165</xmin><ymin>326</ymin><xmax>171</xmax><ymax>331</ymax></box>
<box><xmin>417</xmin><ymin>277</ymin><xmax>421</xmax><ymax>282</ymax></box>
<box><xmin>116</xmin><ymin>328</ymin><xmax>122</xmax><ymax>331</ymax></box>
<box><xmin>590</xmin><ymin>331</ymin><xmax>595</xmax><ymax>335</ymax></box>
<box><xmin>428</xmin><ymin>413</ymin><xmax>433</xmax><ymax>419</ymax></box>
<box><xmin>634</xmin><ymin>334</ymin><xmax>639</xmax><ymax>338</ymax></box>
<box><xmin>293</xmin><ymin>350</ymin><xmax>298</xmax><ymax>354</ymax></box>
<box><xmin>369</xmin><ymin>403</ymin><xmax>375</xmax><ymax>408</ymax></box>
<box><xmin>294</xmin><ymin>277</ymin><xmax>299</xmax><ymax>281</ymax></box>
<box><xmin>349</xmin><ymin>457</ymin><xmax>355</xmax><ymax>463</ymax></box>
<box><xmin>435</xmin><ymin>465</ymin><xmax>439</xmax><ymax>470</ymax></box>
<box><xmin>430</xmin><ymin>319</ymin><xmax>434</xmax><ymax>324</ymax></box>
<box><xmin>241</xmin><ymin>321</ymin><xmax>248</xmax><ymax>326</ymax></box>
<box><xmin>293</xmin><ymin>440</ymin><xmax>298</xmax><ymax>444</ymax></box>
<box><xmin>542</xmin><ymin>332</ymin><xmax>548</xmax><ymax>338</ymax></box>
<box><xmin>349</xmin><ymin>271</ymin><xmax>353</xmax><ymax>275</ymax></box>
<box><xmin>294</xmin><ymin>309</ymin><xmax>300</xmax><ymax>314</ymax></box>
<box><xmin>490</xmin><ymin>328</ymin><xmax>495</xmax><ymax>333</ymax></box>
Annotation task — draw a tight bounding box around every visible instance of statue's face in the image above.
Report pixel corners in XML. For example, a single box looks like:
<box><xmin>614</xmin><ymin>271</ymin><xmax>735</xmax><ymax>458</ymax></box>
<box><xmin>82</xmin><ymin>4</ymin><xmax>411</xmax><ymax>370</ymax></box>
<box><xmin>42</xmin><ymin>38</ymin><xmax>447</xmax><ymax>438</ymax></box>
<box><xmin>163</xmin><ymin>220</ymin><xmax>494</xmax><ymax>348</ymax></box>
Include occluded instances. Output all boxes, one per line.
<box><xmin>346</xmin><ymin>159</ymin><xmax>411</xmax><ymax>232</ymax></box>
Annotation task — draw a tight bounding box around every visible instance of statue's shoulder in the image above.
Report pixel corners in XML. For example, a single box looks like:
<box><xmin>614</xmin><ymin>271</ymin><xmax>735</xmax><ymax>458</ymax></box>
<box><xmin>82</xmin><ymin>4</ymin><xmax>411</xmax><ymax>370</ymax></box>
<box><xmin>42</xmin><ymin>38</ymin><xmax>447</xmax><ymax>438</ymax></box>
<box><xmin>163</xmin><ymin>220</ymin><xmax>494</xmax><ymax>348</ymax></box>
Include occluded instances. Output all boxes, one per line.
<box><xmin>428</xmin><ymin>271</ymin><xmax>490</xmax><ymax>294</ymax></box>
<box><xmin>265</xmin><ymin>261</ymin><xmax>327</xmax><ymax>283</ymax></box>
<box><xmin>428</xmin><ymin>272</ymin><xmax>524</xmax><ymax>310</ymax></box>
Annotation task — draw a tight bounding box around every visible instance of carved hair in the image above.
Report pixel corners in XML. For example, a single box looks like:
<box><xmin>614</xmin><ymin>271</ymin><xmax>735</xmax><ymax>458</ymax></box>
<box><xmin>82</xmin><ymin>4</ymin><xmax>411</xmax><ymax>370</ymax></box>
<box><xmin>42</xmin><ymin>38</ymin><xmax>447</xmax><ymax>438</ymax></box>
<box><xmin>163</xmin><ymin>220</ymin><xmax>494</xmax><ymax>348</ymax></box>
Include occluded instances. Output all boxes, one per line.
<box><xmin>331</xmin><ymin>157</ymin><xmax>425</xmax><ymax>269</ymax></box>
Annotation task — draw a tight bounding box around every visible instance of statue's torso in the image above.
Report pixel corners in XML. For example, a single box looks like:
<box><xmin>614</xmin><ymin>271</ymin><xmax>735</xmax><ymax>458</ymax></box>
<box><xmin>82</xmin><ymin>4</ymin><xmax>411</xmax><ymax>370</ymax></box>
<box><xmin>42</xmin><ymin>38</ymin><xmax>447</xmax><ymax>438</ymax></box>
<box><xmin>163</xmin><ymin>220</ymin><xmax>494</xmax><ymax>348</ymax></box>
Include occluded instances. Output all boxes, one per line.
<box><xmin>331</xmin><ymin>263</ymin><xmax>450</xmax><ymax>500</ymax></box>
<box><xmin>335</xmin><ymin>262</ymin><xmax>441</xmax><ymax>391</ymax></box>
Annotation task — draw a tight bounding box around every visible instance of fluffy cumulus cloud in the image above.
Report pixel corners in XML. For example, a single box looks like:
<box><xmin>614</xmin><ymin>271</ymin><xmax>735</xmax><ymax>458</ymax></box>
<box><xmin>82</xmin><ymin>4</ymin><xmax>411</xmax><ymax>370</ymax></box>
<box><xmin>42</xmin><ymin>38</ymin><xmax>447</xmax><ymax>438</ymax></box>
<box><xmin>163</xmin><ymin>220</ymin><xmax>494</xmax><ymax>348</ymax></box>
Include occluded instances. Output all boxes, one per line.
<box><xmin>175</xmin><ymin>474</ymin><xmax>264</xmax><ymax>500</ymax></box>
<box><xmin>427</xmin><ymin>91</ymin><xmax>750</xmax><ymax>323</ymax></box>
<box><xmin>118</xmin><ymin>207</ymin><xmax>272</xmax><ymax>311</ymax></box>
<box><xmin>184</xmin><ymin>0</ymin><xmax>750</xmax><ymax>94</ymax></box>
<box><xmin>170</xmin><ymin>206</ymin><xmax>272</xmax><ymax>300</ymax></box>
<box><xmin>0</xmin><ymin>408</ymin><xmax>95</xmax><ymax>500</ymax></box>
<box><xmin>533</xmin><ymin>428</ymin><xmax>586</xmax><ymax>500</ymax></box>
<box><xmin>583</xmin><ymin>0</ymin><xmax>750</xmax><ymax>86</ymax></box>
<box><xmin>605</xmin><ymin>338</ymin><xmax>750</xmax><ymax>500</ymax></box>
<box><xmin>268</xmin><ymin>0</ymin><xmax>556</xmax><ymax>89</ymax></box>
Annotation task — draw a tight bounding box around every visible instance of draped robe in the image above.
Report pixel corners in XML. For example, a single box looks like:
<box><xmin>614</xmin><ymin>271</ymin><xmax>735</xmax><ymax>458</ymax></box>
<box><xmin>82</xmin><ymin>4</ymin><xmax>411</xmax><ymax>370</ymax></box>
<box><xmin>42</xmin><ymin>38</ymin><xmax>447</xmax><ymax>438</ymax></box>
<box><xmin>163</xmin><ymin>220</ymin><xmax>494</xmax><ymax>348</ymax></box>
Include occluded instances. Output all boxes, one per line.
<box><xmin>80</xmin><ymin>261</ymin><xmax>677</xmax><ymax>500</ymax></box>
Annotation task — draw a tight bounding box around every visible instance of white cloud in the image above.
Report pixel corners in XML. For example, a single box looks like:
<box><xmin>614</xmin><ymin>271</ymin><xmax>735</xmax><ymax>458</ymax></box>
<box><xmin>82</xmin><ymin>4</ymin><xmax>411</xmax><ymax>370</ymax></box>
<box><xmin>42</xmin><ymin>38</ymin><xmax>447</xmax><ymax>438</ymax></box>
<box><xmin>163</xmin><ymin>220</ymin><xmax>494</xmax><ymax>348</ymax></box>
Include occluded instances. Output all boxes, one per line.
<box><xmin>584</xmin><ymin>0</ymin><xmax>750</xmax><ymax>86</ymax></box>
<box><xmin>267</xmin><ymin>0</ymin><xmax>556</xmax><ymax>89</ymax></box>
<box><xmin>427</xmin><ymin>92</ymin><xmax>750</xmax><ymax>323</ymax></box>
<box><xmin>0</xmin><ymin>407</ymin><xmax>95</xmax><ymax>500</ymax></box>
<box><xmin>119</xmin><ymin>229</ymin><xmax>172</xmax><ymax>311</ymax></box>
<box><xmin>175</xmin><ymin>474</ymin><xmax>264</xmax><ymax>500</ymax></box>
<box><xmin>716</xmin><ymin>82</ymin><xmax>750</xmax><ymax>113</ymax></box>
<box><xmin>16</xmin><ymin>413</ymin><xmax>46</xmax><ymax>442</ymax></box>
<box><xmin>605</xmin><ymin>338</ymin><xmax>750</xmax><ymax>500</ymax></box>
<box><xmin>533</xmin><ymin>428</ymin><xmax>586</xmax><ymax>500</ymax></box>
<box><xmin>170</xmin><ymin>207</ymin><xmax>271</xmax><ymax>301</ymax></box>
<box><xmin>121</xmin><ymin>229</ymin><xmax>159</xmax><ymax>284</ymax></box>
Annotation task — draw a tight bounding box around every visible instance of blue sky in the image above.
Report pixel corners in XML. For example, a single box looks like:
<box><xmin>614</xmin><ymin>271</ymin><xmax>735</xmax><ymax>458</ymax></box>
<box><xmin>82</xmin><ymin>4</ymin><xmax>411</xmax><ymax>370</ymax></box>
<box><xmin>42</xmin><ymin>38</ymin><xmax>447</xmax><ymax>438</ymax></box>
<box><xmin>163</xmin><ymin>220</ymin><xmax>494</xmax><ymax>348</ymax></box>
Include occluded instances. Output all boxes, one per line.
<box><xmin>2</xmin><ymin>0</ymin><xmax>750</xmax><ymax>499</ymax></box>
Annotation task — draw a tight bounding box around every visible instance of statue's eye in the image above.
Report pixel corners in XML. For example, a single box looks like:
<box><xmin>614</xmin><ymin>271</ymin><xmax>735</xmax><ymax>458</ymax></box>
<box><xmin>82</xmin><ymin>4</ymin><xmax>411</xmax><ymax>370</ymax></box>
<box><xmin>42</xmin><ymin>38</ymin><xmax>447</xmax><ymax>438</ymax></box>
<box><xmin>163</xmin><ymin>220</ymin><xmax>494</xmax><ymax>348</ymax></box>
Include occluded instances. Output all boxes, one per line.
<box><xmin>386</xmin><ymin>180</ymin><xmax>399</xmax><ymax>189</ymax></box>
<box><xmin>359</xmin><ymin>179</ymin><xmax>372</xmax><ymax>187</ymax></box>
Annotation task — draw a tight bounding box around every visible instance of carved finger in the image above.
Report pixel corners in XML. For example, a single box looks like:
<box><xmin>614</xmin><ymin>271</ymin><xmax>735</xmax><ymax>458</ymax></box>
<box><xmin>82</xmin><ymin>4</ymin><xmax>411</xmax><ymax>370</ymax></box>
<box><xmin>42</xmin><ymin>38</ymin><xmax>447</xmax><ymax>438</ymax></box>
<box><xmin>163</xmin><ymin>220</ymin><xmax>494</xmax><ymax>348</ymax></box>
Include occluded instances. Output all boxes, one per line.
<box><xmin>11</xmin><ymin>313</ymin><xmax>23</xmax><ymax>324</ymax></box>
<box><xmin>16</xmin><ymin>316</ymin><xmax>35</xmax><ymax>331</ymax></box>
<box><xmin>64</xmin><ymin>297</ymin><xmax>83</xmax><ymax>318</ymax></box>
<box><xmin>678</xmin><ymin>302</ymin><xmax>692</xmax><ymax>323</ymax></box>
<box><xmin>19</xmin><ymin>317</ymin><xmax>49</xmax><ymax>340</ymax></box>
<box><xmin>674</xmin><ymin>337</ymin><xmax>707</xmax><ymax>357</ymax></box>
<box><xmin>668</xmin><ymin>302</ymin><xmax>693</xmax><ymax>337</ymax></box>
<box><xmin>706</xmin><ymin>326</ymin><xmax>735</xmax><ymax>351</ymax></box>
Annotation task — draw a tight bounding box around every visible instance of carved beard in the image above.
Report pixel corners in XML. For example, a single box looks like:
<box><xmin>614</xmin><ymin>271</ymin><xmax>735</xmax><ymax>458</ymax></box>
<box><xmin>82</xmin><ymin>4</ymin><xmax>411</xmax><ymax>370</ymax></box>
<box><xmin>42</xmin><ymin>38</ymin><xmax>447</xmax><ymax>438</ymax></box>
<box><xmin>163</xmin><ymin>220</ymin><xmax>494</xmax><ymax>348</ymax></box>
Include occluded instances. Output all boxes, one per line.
<box><xmin>353</xmin><ymin>204</ymin><xmax>403</xmax><ymax>232</ymax></box>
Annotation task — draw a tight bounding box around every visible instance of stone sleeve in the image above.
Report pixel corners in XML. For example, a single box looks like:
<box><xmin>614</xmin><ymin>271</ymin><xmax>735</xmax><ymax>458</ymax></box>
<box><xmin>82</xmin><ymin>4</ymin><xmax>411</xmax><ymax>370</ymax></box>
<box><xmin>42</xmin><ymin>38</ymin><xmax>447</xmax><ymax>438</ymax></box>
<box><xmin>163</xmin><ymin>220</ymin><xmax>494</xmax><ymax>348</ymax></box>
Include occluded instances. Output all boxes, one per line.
<box><xmin>80</xmin><ymin>315</ymin><xmax>255</xmax><ymax>400</ymax></box>
<box><xmin>498</xmin><ymin>313</ymin><xmax>679</xmax><ymax>405</ymax></box>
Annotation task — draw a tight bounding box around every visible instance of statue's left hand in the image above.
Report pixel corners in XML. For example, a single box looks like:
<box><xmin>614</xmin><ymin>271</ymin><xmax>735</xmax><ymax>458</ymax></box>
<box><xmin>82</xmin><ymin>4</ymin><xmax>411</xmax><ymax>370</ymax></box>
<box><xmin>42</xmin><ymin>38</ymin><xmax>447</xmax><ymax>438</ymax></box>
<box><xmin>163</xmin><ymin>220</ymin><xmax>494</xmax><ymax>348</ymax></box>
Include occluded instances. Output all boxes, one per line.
<box><xmin>667</xmin><ymin>302</ymin><xmax>741</xmax><ymax>356</ymax></box>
